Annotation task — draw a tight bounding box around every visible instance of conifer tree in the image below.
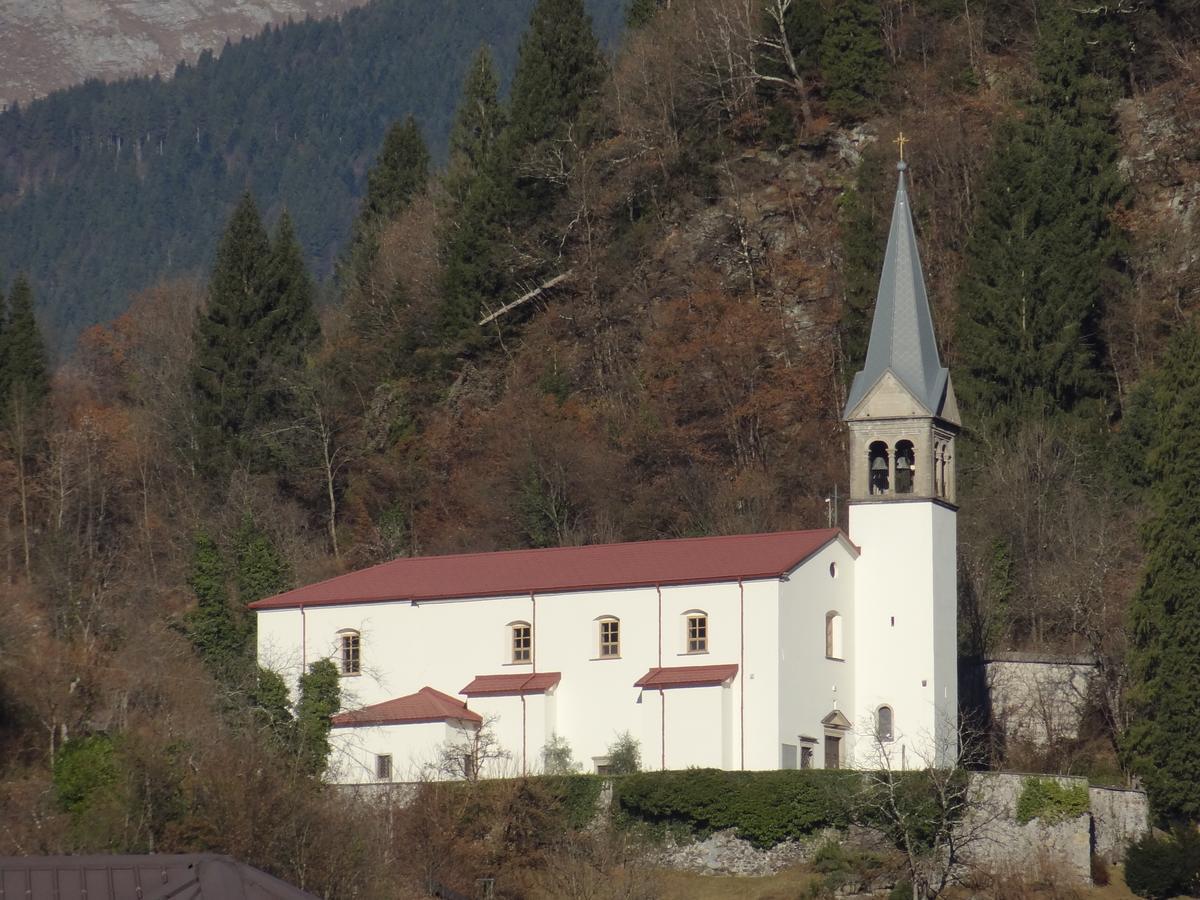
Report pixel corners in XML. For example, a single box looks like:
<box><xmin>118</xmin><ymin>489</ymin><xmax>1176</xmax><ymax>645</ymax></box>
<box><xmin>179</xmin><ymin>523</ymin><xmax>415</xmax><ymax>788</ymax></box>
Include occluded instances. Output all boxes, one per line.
<box><xmin>508</xmin><ymin>0</ymin><xmax>604</xmax><ymax>150</ymax></box>
<box><xmin>192</xmin><ymin>194</ymin><xmax>318</xmax><ymax>473</ymax></box>
<box><xmin>296</xmin><ymin>659</ymin><xmax>340</xmax><ymax>775</ymax></box>
<box><xmin>955</xmin><ymin>7</ymin><xmax>1123</xmax><ymax>430</ymax></box>
<box><xmin>1125</xmin><ymin>322</ymin><xmax>1200</xmax><ymax>823</ymax></box>
<box><xmin>438</xmin><ymin>48</ymin><xmax>512</xmax><ymax>345</ymax></box>
<box><xmin>626</xmin><ymin>0</ymin><xmax>665</xmax><ymax>29</ymax></box>
<box><xmin>2</xmin><ymin>274</ymin><xmax>49</xmax><ymax>416</ymax></box>
<box><xmin>191</xmin><ymin>193</ymin><xmax>275</xmax><ymax>471</ymax></box>
<box><xmin>184</xmin><ymin>531</ymin><xmax>251</xmax><ymax>680</ymax></box>
<box><xmin>818</xmin><ymin>0</ymin><xmax>885</xmax><ymax>121</ymax></box>
<box><xmin>343</xmin><ymin>116</ymin><xmax>430</xmax><ymax>292</ymax></box>
<box><xmin>232</xmin><ymin>513</ymin><xmax>290</xmax><ymax>604</ymax></box>
<box><xmin>267</xmin><ymin>212</ymin><xmax>321</xmax><ymax>364</ymax></box>
<box><xmin>444</xmin><ymin>47</ymin><xmax>507</xmax><ymax>211</ymax></box>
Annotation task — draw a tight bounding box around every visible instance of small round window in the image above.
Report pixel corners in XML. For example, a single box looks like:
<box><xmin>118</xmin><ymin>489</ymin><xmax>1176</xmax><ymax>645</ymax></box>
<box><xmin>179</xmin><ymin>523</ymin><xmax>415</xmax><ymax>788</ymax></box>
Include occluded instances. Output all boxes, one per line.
<box><xmin>829</xmin><ymin>562</ymin><xmax>838</xmax><ymax>579</ymax></box>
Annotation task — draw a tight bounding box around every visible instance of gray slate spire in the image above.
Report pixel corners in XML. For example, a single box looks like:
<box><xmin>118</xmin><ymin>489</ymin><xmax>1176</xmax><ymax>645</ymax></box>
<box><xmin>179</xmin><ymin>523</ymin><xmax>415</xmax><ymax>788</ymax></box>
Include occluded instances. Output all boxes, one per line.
<box><xmin>843</xmin><ymin>162</ymin><xmax>950</xmax><ymax>419</ymax></box>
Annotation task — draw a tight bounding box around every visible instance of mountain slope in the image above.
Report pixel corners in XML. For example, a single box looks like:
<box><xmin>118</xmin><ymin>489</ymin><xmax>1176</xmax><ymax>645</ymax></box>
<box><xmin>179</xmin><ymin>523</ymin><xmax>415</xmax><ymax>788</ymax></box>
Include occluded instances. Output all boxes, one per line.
<box><xmin>0</xmin><ymin>0</ymin><xmax>370</xmax><ymax>109</ymax></box>
<box><xmin>0</xmin><ymin>0</ymin><xmax>625</xmax><ymax>351</ymax></box>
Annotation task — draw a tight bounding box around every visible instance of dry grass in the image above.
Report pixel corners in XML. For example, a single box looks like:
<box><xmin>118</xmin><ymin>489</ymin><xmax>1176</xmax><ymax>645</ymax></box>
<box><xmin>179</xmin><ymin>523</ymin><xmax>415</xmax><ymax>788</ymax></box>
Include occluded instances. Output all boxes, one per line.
<box><xmin>654</xmin><ymin>865</ymin><xmax>820</xmax><ymax>900</ymax></box>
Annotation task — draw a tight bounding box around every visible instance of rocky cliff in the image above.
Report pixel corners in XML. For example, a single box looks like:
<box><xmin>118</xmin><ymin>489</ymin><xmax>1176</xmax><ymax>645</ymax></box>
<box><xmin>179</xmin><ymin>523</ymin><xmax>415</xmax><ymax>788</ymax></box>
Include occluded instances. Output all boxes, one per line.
<box><xmin>0</xmin><ymin>0</ymin><xmax>368</xmax><ymax>107</ymax></box>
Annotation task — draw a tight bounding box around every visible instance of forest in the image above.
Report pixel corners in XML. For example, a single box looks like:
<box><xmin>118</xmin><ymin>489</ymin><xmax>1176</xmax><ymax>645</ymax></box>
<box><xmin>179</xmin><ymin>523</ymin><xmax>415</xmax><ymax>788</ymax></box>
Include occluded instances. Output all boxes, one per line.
<box><xmin>0</xmin><ymin>0</ymin><xmax>626</xmax><ymax>352</ymax></box>
<box><xmin>4</xmin><ymin>0</ymin><xmax>1200</xmax><ymax>896</ymax></box>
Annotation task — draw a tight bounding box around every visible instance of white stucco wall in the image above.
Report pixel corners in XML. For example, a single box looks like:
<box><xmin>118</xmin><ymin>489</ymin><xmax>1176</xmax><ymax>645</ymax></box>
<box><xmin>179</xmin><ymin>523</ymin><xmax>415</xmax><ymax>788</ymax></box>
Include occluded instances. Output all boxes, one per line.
<box><xmin>329</xmin><ymin>720</ymin><xmax>475</xmax><ymax>783</ymax></box>
<box><xmin>256</xmin><ymin>571</ymin><xmax>827</xmax><ymax>782</ymax></box>
<box><xmin>850</xmin><ymin>499</ymin><xmax>957</xmax><ymax>768</ymax></box>
<box><xmin>779</xmin><ymin>539</ymin><xmax>857</xmax><ymax>768</ymax></box>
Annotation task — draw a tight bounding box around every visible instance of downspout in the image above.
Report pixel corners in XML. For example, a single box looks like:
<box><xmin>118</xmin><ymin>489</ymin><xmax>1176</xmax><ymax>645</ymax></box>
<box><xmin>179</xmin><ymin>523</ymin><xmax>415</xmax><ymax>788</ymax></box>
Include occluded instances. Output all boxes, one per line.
<box><xmin>656</xmin><ymin>584</ymin><xmax>663</xmax><ymax>668</ymax></box>
<box><xmin>739</xmin><ymin>578</ymin><xmax>745</xmax><ymax>771</ymax></box>
<box><xmin>660</xmin><ymin>688</ymin><xmax>666</xmax><ymax>771</ymax></box>
<box><xmin>521</xmin><ymin>692</ymin><xmax>528</xmax><ymax>775</ymax></box>
<box><xmin>300</xmin><ymin>603</ymin><xmax>307</xmax><ymax>672</ymax></box>
<box><xmin>530</xmin><ymin>591</ymin><xmax>537</xmax><ymax>673</ymax></box>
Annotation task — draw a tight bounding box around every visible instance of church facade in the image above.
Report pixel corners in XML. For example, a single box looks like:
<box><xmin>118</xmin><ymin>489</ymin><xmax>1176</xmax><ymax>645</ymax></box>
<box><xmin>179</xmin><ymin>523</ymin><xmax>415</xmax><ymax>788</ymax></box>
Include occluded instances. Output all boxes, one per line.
<box><xmin>251</xmin><ymin>160</ymin><xmax>960</xmax><ymax>782</ymax></box>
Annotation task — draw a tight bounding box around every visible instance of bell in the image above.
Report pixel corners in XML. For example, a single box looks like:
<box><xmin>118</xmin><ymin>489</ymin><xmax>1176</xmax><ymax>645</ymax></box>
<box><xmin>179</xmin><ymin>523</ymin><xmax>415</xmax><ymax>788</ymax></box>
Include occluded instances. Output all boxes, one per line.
<box><xmin>896</xmin><ymin>456</ymin><xmax>911</xmax><ymax>471</ymax></box>
<box><xmin>871</xmin><ymin>456</ymin><xmax>888</xmax><ymax>472</ymax></box>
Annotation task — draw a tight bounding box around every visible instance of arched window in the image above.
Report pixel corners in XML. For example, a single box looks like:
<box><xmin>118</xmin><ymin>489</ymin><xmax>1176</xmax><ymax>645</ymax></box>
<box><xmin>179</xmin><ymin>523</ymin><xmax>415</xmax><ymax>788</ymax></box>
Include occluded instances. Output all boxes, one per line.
<box><xmin>338</xmin><ymin>630</ymin><xmax>361</xmax><ymax>675</ymax></box>
<box><xmin>685</xmin><ymin>611</ymin><xmax>708</xmax><ymax>653</ymax></box>
<box><xmin>598</xmin><ymin>617</ymin><xmax>620</xmax><ymax>657</ymax></box>
<box><xmin>825</xmin><ymin>611</ymin><xmax>843</xmax><ymax>660</ymax></box>
<box><xmin>876</xmin><ymin>705</ymin><xmax>894</xmax><ymax>742</ymax></box>
<box><xmin>509</xmin><ymin>621</ymin><xmax>532</xmax><ymax>664</ymax></box>
<box><xmin>868</xmin><ymin>441</ymin><xmax>890</xmax><ymax>495</ymax></box>
<box><xmin>933</xmin><ymin>442</ymin><xmax>942</xmax><ymax>496</ymax></box>
<box><xmin>895</xmin><ymin>440</ymin><xmax>915</xmax><ymax>494</ymax></box>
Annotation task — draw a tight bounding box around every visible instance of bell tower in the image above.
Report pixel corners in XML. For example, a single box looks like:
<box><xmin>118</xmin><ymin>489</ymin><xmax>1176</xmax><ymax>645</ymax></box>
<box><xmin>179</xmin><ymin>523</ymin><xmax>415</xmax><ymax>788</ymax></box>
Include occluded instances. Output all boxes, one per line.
<box><xmin>844</xmin><ymin>158</ymin><xmax>959</xmax><ymax>768</ymax></box>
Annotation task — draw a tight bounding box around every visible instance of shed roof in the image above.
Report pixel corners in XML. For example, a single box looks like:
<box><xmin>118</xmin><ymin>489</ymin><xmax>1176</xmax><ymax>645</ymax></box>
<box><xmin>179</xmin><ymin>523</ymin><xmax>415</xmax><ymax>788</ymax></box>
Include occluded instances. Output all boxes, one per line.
<box><xmin>634</xmin><ymin>664</ymin><xmax>739</xmax><ymax>689</ymax></box>
<box><xmin>249</xmin><ymin>529</ymin><xmax>848</xmax><ymax>610</ymax></box>
<box><xmin>461</xmin><ymin>672</ymin><xmax>562</xmax><ymax>697</ymax></box>
<box><xmin>331</xmin><ymin>686</ymin><xmax>482</xmax><ymax>727</ymax></box>
<box><xmin>0</xmin><ymin>855</ymin><xmax>318</xmax><ymax>900</ymax></box>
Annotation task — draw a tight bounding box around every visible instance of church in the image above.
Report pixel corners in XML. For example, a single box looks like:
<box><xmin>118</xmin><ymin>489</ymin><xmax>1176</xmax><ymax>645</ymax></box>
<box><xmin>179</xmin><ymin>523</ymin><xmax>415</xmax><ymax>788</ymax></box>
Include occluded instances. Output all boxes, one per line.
<box><xmin>251</xmin><ymin>158</ymin><xmax>961</xmax><ymax>783</ymax></box>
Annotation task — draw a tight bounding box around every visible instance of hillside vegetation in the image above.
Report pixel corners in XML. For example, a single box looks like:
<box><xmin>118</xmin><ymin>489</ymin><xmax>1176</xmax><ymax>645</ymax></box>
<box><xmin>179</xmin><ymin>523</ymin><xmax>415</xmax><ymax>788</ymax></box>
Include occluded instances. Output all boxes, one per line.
<box><xmin>3</xmin><ymin>0</ymin><xmax>1200</xmax><ymax>896</ymax></box>
<box><xmin>0</xmin><ymin>0</ymin><xmax>625</xmax><ymax>350</ymax></box>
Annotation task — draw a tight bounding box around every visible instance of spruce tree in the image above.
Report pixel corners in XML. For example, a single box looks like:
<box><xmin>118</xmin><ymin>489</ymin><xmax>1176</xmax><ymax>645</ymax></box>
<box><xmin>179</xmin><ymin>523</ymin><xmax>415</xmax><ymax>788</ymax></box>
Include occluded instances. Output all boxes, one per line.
<box><xmin>626</xmin><ymin>0</ymin><xmax>665</xmax><ymax>28</ymax></box>
<box><xmin>438</xmin><ymin>48</ymin><xmax>512</xmax><ymax>345</ymax></box>
<box><xmin>955</xmin><ymin>7</ymin><xmax>1123</xmax><ymax>431</ymax></box>
<box><xmin>444</xmin><ymin>47</ymin><xmax>507</xmax><ymax>211</ymax></box>
<box><xmin>343</xmin><ymin>116</ymin><xmax>430</xmax><ymax>293</ymax></box>
<box><xmin>508</xmin><ymin>0</ymin><xmax>604</xmax><ymax>149</ymax></box>
<box><xmin>232</xmin><ymin>513</ymin><xmax>290</xmax><ymax>604</ymax></box>
<box><xmin>266</xmin><ymin>212</ymin><xmax>321</xmax><ymax>364</ymax></box>
<box><xmin>2</xmin><ymin>274</ymin><xmax>49</xmax><ymax>416</ymax></box>
<box><xmin>1125</xmin><ymin>322</ymin><xmax>1200</xmax><ymax>823</ymax></box>
<box><xmin>818</xmin><ymin>0</ymin><xmax>885</xmax><ymax>122</ymax></box>
<box><xmin>191</xmin><ymin>193</ymin><xmax>275</xmax><ymax>471</ymax></box>
<box><xmin>296</xmin><ymin>659</ymin><xmax>341</xmax><ymax>775</ymax></box>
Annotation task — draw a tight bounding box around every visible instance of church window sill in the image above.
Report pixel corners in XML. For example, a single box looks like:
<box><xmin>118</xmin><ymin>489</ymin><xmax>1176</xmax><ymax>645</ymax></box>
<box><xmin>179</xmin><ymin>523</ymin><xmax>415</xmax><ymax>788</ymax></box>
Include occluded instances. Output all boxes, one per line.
<box><xmin>825</xmin><ymin>656</ymin><xmax>845</xmax><ymax>663</ymax></box>
<box><xmin>590</xmin><ymin>655</ymin><xmax>622</xmax><ymax>661</ymax></box>
<box><xmin>678</xmin><ymin>650</ymin><xmax>710</xmax><ymax>657</ymax></box>
<box><xmin>502</xmin><ymin>661</ymin><xmax>534</xmax><ymax>667</ymax></box>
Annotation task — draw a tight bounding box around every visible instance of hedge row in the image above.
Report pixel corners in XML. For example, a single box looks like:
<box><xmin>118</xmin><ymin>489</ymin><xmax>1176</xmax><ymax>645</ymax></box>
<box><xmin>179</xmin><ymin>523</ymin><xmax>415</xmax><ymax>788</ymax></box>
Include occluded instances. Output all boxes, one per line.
<box><xmin>612</xmin><ymin>769</ymin><xmax>859</xmax><ymax>848</ymax></box>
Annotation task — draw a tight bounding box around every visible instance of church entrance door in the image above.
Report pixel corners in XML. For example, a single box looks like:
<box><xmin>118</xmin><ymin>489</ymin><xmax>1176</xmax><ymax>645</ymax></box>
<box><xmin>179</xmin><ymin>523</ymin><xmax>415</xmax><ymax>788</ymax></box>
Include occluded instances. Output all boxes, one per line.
<box><xmin>824</xmin><ymin>735</ymin><xmax>841</xmax><ymax>769</ymax></box>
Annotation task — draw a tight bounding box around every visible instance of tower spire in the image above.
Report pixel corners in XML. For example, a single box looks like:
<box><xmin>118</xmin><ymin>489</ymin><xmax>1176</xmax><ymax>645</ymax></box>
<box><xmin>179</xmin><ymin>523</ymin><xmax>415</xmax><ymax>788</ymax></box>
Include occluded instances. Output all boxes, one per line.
<box><xmin>843</xmin><ymin>162</ymin><xmax>952</xmax><ymax>422</ymax></box>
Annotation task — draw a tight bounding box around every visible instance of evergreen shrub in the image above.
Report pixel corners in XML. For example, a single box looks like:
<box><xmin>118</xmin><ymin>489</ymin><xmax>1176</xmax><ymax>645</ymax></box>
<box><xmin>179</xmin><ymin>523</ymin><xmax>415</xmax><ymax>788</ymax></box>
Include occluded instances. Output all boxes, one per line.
<box><xmin>537</xmin><ymin>774</ymin><xmax>605</xmax><ymax>829</ymax></box>
<box><xmin>613</xmin><ymin>769</ymin><xmax>854</xmax><ymax>848</ymax></box>
<box><xmin>1125</xmin><ymin>828</ymin><xmax>1200</xmax><ymax>900</ymax></box>
<box><xmin>1014</xmin><ymin>777</ymin><xmax>1089</xmax><ymax>825</ymax></box>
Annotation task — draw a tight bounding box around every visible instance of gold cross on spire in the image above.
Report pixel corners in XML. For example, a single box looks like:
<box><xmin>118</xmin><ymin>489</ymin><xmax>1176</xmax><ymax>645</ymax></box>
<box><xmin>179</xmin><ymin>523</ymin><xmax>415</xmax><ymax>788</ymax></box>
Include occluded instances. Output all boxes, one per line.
<box><xmin>894</xmin><ymin>131</ymin><xmax>910</xmax><ymax>162</ymax></box>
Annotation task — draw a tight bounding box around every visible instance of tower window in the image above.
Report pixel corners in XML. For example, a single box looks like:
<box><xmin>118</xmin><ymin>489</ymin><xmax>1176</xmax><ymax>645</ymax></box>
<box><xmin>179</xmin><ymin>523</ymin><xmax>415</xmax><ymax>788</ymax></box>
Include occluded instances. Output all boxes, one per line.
<box><xmin>876</xmin><ymin>705</ymin><xmax>895</xmax><ymax>742</ymax></box>
<box><xmin>868</xmin><ymin>441</ymin><xmax>890</xmax><ymax>495</ymax></box>
<box><xmin>510</xmin><ymin>622</ymin><xmax>532</xmax><ymax>663</ymax></box>
<box><xmin>825</xmin><ymin>611</ymin><xmax>843</xmax><ymax>660</ymax></box>
<box><xmin>895</xmin><ymin>440</ymin><xmax>915</xmax><ymax>494</ymax></box>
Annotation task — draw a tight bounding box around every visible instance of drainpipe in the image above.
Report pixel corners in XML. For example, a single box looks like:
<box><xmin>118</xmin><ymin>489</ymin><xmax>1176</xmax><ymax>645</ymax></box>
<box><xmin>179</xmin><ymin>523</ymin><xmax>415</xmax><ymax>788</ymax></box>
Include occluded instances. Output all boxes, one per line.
<box><xmin>300</xmin><ymin>603</ymin><xmax>307</xmax><ymax>672</ymax></box>
<box><xmin>660</xmin><ymin>688</ymin><xmax>666</xmax><ymax>771</ymax></box>
<box><xmin>739</xmin><ymin>578</ymin><xmax>745</xmax><ymax>771</ymax></box>
<box><xmin>656</xmin><ymin>584</ymin><xmax>663</xmax><ymax>668</ymax></box>
<box><xmin>521</xmin><ymin>692</ymin><xmax>528</xmax><ymax>775</ymax></box>
<box><xmin>530</xmin><ymin>591</ymin><xmax>537</xmax><ymax>673</ymax></box>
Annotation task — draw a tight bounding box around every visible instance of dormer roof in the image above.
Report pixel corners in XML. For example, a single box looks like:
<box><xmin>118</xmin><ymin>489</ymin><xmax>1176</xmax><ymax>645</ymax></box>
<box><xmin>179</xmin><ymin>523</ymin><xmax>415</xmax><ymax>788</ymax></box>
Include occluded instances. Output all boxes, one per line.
<box><xmin>843</xmin><ymin>163</ymin><xmax>952</xmax><ymax>421</ymax></box>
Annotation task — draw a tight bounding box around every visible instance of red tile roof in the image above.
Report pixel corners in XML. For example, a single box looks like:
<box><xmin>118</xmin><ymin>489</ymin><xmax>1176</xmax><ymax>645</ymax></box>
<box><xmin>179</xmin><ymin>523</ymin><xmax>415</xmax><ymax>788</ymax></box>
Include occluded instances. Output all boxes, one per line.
<box><xmin>460</xmin><ymin>672</ymin><xmax>562</xmax><ymax>697</ymax></box>
<box><xmin>635</xmin><ymin>664</ymin><xmax>739</xmax><ymax>689</ymax></box>
<box><xmin>331</xmin><ymin>687</ymin><xmax>482</xmax><ymax>727</ymax></box>
<box><xmin>250</xmin><ymin>529</ymin><xmax>848</xmax><ymax>610</ymax></box>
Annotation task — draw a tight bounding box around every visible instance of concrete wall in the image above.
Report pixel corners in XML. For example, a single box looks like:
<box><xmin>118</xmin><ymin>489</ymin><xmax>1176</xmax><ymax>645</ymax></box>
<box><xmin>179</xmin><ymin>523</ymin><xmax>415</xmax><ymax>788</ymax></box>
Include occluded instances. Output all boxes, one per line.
<box><xmin>961</xmin><ymin>773</ymin><xmax>1091</xmax><ymax>884</ymax></box>
<box><xmin>981</xmin><ymin>655</ymin><xmax>1096</xmax><ymax>746</ymax></box>
<box><xmin>1090</xmin><ymin>784</ymin><xmax>1150</xmax><ymax>863</ymax></box>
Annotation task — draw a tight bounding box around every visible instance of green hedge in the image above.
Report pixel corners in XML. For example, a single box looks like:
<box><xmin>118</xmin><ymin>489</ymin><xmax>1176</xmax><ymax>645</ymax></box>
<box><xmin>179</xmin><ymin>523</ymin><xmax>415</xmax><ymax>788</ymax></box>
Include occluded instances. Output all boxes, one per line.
<box><xmin>536</xmin><ymin>775</ymin><xmax>606</xmax><ymax>829</ymax></box>
<box><xmin>612</xmin><ymin>769</ymin><xmax>857</xmax><ymax>848</ymax></box>
<box><xmin>1014</xmin><ymin>777</ymin><xmax>1090</xmax><ymax>825</ymax></box>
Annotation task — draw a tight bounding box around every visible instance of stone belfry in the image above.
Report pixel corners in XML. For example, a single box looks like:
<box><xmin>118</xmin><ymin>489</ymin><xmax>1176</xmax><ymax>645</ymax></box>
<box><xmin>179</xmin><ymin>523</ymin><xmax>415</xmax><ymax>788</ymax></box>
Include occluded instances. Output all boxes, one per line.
<box><xmin>844</xmin><ymin>149</ymin><xmax>960</xmax><ymax>768</ymax></box>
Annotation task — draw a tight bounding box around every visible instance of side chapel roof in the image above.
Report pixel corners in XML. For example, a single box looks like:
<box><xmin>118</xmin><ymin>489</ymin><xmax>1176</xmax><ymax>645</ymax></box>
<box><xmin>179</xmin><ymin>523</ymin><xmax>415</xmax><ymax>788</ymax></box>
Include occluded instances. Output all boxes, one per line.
<box><xmin>331</xmin><ymin>686</ymin><xmax>482</xmax><ymax>728</ymax></box>
<box><xmin>843</xmin><ymin>162</ymin><xmax>951</xmax><ymax>420</ymax></box>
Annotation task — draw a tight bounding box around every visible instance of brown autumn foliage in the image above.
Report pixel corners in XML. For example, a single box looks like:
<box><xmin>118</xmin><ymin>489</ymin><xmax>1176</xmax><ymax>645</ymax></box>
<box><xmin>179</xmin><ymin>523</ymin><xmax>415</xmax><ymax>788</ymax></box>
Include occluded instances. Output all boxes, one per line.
<box><xmin>1</xmin><ymin>0</ymin><xmax>1198</xmax><ymax>892</ymax></box>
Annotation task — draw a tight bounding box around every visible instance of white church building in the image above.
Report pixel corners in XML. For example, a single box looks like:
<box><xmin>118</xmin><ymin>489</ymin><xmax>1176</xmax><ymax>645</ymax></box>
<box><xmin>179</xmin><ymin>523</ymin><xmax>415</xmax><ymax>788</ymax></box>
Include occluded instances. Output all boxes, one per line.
<box><xmin>251</xmin><ymin>160</ymin><xmax>961</xmax><ymax>782</ymax></box>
